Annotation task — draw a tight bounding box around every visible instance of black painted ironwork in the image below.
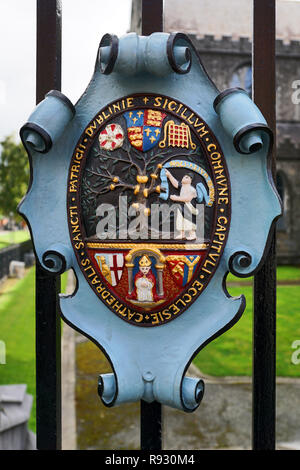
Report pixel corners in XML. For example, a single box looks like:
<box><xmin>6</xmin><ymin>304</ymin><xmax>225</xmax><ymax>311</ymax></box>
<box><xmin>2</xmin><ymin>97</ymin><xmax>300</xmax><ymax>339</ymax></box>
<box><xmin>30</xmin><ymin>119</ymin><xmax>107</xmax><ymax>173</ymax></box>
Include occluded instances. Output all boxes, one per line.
<box><xmin>252</xmin><ymin>0</ymin><xmax>277</xmax><ymax>450</ymax></box>
<box><xmin>140</xmin><ymin>0</ymin><xmax>164</xmax><ymax>451</ymax></box>
<box><xmin>36</xmin><ymin>0</ymin><xmax>62</xmax><ymax>450</ymax></box>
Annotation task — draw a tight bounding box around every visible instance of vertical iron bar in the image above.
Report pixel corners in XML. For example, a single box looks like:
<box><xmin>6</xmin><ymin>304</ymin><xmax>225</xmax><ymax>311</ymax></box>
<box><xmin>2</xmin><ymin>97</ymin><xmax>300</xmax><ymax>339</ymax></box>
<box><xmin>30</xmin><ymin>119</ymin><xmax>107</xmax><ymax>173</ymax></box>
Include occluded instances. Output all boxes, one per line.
<box><xmin>36</xmin><ymin>0</ymin><xmax>62</xmax><ymax>450</ymax></box>
<box><xmin>140</xmin><ymin>0</ymin><xmax>163</xmax><ymax>451</ymax></box>
<box><xmin>252</xmin><ymin>0</ymin><xmax>276</xmax><ymax>450</ymax></box>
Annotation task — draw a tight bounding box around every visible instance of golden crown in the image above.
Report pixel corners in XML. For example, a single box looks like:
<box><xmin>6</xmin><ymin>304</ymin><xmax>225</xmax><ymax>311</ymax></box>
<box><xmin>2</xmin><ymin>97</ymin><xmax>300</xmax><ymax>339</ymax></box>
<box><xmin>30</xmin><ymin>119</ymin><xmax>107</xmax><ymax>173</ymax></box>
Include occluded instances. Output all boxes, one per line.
<box><xmin>139</xmin><ymin>255</ymin><xmax>152</xmax><ymax>267</ymax></box>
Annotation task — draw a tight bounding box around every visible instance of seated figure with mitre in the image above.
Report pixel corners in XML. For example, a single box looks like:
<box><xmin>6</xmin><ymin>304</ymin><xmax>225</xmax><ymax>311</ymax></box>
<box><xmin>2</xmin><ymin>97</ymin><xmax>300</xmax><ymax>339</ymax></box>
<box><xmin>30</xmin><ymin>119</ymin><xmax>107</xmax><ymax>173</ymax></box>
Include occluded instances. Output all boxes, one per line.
<box><xmin>127</xmin><ymin>255</ymin><xmax>161</xmax><ymax>302</ymax></box>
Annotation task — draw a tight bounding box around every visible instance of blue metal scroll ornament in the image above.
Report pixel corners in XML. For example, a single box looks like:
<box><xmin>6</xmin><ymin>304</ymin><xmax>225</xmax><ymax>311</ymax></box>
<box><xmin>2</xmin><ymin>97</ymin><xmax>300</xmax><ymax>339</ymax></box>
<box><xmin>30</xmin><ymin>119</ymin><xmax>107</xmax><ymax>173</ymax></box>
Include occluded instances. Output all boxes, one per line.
<box><xmin>19</xmin><ymin>32</ymin><xmax>281</xmax><ymax>412</ymax></box>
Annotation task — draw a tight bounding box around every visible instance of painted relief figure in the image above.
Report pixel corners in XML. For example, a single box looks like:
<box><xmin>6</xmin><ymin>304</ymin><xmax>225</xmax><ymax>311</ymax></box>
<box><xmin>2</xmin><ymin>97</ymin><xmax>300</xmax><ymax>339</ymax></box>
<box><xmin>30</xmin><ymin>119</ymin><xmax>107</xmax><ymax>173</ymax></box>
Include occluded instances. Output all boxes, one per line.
<box><xmin>165</xmin><ymin>169</ymin><xmax>198</xmax><ymax>240</ymax></box>
<box><xmin>77</xmin><ymin>95</ymin><xmax>223</xmax><ymax>326</ymax></box>
<box><xmin>127</xmin><ymin>255</ymin><xmax>160</xmax><ymax>302</ymax></box>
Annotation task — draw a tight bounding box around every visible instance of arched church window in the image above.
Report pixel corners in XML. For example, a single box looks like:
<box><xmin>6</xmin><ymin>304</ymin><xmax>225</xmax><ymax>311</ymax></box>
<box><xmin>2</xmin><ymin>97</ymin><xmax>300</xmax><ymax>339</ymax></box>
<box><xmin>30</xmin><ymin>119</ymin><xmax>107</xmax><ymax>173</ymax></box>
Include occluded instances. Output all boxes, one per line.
<box><xmin>230</xmin><ymin>63</ymin><xmax>252</xmax><ymax>98</ymax></box>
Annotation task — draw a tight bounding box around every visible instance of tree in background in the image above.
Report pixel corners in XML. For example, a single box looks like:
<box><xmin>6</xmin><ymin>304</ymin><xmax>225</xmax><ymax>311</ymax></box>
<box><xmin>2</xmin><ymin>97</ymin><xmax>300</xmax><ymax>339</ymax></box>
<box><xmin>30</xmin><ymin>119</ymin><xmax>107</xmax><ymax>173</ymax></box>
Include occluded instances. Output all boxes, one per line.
<box><xmin>0</xmin><ymin>135</ymin><xmax>29</xmax><ymax>221</ymax></box>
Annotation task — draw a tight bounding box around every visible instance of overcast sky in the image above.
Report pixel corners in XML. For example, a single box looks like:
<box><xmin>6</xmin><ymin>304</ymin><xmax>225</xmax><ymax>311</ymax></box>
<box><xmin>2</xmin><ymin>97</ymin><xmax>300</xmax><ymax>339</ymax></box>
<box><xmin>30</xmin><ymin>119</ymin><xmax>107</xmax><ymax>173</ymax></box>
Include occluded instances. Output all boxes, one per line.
<box><xmin>0</xmin><ymin>0</ymin><xmax>132</xmax><ymax>141</ymax></box>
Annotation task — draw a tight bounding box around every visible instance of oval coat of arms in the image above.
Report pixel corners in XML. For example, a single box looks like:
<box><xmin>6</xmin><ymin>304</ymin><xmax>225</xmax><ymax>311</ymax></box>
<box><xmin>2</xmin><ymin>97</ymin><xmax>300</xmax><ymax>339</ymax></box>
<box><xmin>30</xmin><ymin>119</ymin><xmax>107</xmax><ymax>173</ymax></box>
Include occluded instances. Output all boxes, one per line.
<box><xmin>67</xmin><ymin>93</ymin><xmax>230</xmax><ymax>327</ymax></box>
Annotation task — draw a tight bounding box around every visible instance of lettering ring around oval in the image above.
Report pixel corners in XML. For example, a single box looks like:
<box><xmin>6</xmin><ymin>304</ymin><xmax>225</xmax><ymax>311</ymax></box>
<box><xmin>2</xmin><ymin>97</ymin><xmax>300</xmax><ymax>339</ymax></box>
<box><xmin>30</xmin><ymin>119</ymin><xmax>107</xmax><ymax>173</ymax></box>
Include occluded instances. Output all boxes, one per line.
<box><xmin>67</xmin><ymin>93</ymin><xmax>231</xmax><ymax>327</ymax></box>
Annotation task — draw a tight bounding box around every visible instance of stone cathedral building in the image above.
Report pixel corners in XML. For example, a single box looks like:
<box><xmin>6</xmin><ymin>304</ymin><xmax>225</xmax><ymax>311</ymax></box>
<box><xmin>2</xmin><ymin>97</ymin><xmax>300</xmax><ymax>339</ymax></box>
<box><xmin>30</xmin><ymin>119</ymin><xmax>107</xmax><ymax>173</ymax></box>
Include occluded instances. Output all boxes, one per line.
<box><xmin>131</xmin><ymin>0</ymin><xmax>300</xmax><ymax>264</ymax></box>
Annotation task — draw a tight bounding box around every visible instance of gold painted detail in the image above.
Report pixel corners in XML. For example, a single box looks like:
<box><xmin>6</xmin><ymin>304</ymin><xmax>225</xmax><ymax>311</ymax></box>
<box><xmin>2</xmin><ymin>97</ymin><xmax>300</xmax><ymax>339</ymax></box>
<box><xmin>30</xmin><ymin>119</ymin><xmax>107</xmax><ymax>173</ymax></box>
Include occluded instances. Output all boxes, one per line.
<box><xmin>139</xmin><ymin>255</ymin><xmax>152</xmax><ymax>267</ymax></box>
<box><xmin>159</xmin><ymin>120</ymin><xmax>196</xmax><ymax>150</ymax></box>
<box><xmin>125</xmin><ymin>245</ymin><xmax>166</xmax><ymax>266</ymax></box>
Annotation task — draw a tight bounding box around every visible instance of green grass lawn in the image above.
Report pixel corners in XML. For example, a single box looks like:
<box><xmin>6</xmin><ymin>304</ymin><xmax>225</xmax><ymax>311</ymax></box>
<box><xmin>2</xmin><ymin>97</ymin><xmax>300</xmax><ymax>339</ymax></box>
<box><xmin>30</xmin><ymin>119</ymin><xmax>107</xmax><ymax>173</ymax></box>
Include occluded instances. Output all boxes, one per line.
<box><xmin>0</xmin><ymin>230</ymin><xmax>30</xmax><ymax>249</ymax></box>
<box><xmin>0</xmin><ymin>267</ymin><xmax>68</xmax><ymax>432</ymax></box>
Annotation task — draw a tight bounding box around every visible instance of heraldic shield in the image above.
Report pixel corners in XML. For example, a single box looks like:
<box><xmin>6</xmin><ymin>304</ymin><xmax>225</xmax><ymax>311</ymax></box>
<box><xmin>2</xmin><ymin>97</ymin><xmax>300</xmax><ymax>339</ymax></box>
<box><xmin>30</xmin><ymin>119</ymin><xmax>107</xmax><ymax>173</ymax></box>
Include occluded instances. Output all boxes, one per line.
<box><xmin>19</xmin><ymin>32</ymin><xmax>281</xmax><ymax>412</ymax></box>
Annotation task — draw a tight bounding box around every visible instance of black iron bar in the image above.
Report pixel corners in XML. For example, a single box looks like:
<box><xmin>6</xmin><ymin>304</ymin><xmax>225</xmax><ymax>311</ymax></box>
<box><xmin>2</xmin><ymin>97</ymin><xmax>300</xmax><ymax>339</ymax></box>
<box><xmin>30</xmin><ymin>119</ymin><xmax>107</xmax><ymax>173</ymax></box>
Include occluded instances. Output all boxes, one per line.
<box><xmin>252</xmin><ymin>0</ymin><xmax>277</xmax><ymax>450</ymax></box>
<box><xmin>140</xmin><ymin>0</ymin><xmax>163</xmax><ymax>451</ymax></box>
<box><xmin>36</xmin><ymin>0</ymin><xmax>62</xmax><ymax>450</ymax></box>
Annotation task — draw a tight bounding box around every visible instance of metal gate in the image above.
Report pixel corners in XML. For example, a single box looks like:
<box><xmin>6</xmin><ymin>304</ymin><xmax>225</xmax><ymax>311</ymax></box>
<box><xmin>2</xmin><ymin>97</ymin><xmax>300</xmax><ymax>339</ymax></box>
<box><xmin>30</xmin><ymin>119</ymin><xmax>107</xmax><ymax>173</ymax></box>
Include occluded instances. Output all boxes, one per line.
<box><xmin>34</xmin><ymin>0</ymin><xmax>277</xmax><ymax>451</ymax></box>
